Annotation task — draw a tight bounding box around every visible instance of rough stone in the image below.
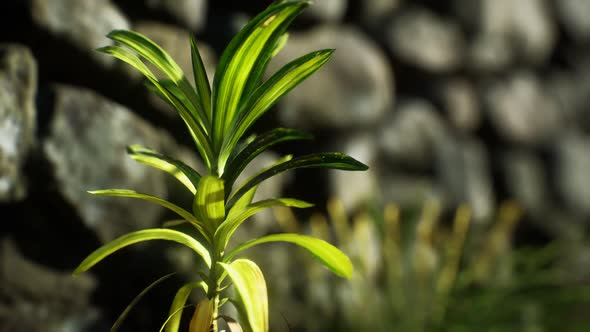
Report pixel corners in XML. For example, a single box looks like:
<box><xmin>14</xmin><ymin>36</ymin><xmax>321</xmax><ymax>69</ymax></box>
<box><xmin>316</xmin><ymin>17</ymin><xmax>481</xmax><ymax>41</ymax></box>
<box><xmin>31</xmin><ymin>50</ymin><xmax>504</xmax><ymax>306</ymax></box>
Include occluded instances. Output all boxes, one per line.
<box><xmin>555</xmin><ymin>0</ymin><xmax>590</xmax><ymax>42</ymax></box>
<box><xmin>0</xmin><ymin>44</ymin><xmax>37</xmax><ymax>202</ymax></box>
<box><xmin>555</xmin><ymin>133</ymin><xmax>590</xmax><ymax>218</ymax></box>
<box><xmin>437</xmin><ymin>78</ymin><xmax>481</xmax><ymax>133</ymax></box>
<box><xmin>302</xmin><ymin>0</ymin><xmax>347</xmax><ymax>23</ymax></box>
<box><xmin>329</xmin><ymin>132</ymin><xmax>380</xmax><ymax>212</ymax></box>
<box><xmin>484</xmin><ymin>72</ymin><xmax>562</xmax><ymax>145</ymax></box>
<box><xmin>386</xmin><ymin>7</ymin><xmax>465</xmax><ymax>72</ymax></box>
<box><xmin>454</xmin><ymin>0</ymin><xmax>556</xmax><ymax>65</ymax></box>
<box><xmin>269</xmin><ymin>25</ymin><xmax>393</xmax><ymax>129</ymax></box>
<box><xmin>145</xmin><ymin>0</ymin><xmax>207</xmax><ymax>31</ymax></box>
<box><xmin>42</xmin><ymin>85</ymin><xmax>172</xmax><ymax>242</ymax></box>
<box><xmin>359</xmin><ymin>0</ymin><xmax>402</xmax><ymax>27</ymax></box>
<box><xmin>467</xmin><ymin>33</ymin><xmax>514</xmax><ymax>72</ymax></box>
<box><xmin>30</xmin><ymin>0</ymin><xmax>130</xmax><ymax>66</ymax></box>
<box><xmin>0</xmin><ymin>238</ymin><xmax>99</xmax><ymax>332</ymax></box>
<box><xmin>380</xmin><ymin>173</ymin><xmax>444</xmax><ymax>208</ymax></box>
<box><xmin>436</xmin><ymin>138</ymin><xmax>495</xmax><ymax>223</ymax></box>
<box><xmin>379</xmin><ymin>99</ymin><xmax>447</xmax><ymax>170</ymax></box>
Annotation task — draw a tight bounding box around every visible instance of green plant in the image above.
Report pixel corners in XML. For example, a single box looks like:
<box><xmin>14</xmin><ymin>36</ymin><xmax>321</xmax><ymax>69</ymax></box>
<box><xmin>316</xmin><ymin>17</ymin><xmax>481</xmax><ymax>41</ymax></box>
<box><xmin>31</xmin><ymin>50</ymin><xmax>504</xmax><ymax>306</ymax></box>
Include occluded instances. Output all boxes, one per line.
<box><xmin>72</xmin><ymin>1</ymin><xmax>367</xmax><ymax>331</ymax></box>
<box><xmin>273</xmin><ymin>199</ymin><xmax>590</xmax><ymax>332</ymax></box>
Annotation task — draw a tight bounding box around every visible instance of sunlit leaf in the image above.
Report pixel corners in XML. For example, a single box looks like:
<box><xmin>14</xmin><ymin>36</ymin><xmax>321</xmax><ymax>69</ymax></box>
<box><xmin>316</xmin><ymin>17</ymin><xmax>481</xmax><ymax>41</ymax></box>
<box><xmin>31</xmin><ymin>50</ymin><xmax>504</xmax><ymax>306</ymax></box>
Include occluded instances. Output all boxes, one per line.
<box><xmin>73</xmin><ymin>229</ymin><xmax>212</xmax><ymax>276</ymax></box>
<box><xmin>97</xmin><ymin>45</ymin><xmax>156</xmax><ymax>81</ymax></box>
<box><xmin>216</xmin><ymin>198</ymin><xmax>313</xmax><ymax>251</ymax></box>
<box><xmin>222</xmin><ymin>128</ymin><xmax>312</xmax><ymax>191</ymax></box>
<box><xmin>227</xmin><ymin>153</ymin><xmax>368</xmax><ymax>209</ymax></box>
<box><xmin>220</xmin><ymin>49</ymin><xmax>333</xmax><ymax>169</ymax></box>
<box><xmin>219</xmin><ymin>315</ymin><xmax>243</xmax><ymax>332</ymax></box>
<box><xmin>112</xmin><ymin>272</ymin><xmax>176</xmax><ymax>332</ymax></box>
<box><xmin>127</xmin><ymin>145</ymin><xmax>201</xmax><ymax>194</ymax></box>
<box><xmin>226</xmin><ymin>185</ymin><xmax>259</xmax><ymax>222</ymax></box>
<box><xmin>189</xmin><ymin>297</ymin><xmax>215</xmax><ymax>332</ymax></box>
<box><xmin>219</xmin><ymin>259</ymin><xmax>268</xmax><ymax>332</ymax></box>
<box><xmin>190</xmin><ymin>35</ymin><xmax>212</xmax><ymax>121</ymax></box>
<box><xmin>88</xmin><ymin>189</ymin><xmax>209</xmax><ymax>239</ymax></box>
<box><xmin>163</xmin><ymin>281</ymin><xmax>208</xmax><ymax>332</ymax></box>
<box><xmin>212</xmin><ymin>1</ymin><xmax>308</xmax><ymax>154</ymax></box>
<box><xmin>225</xmin><ymin>233</ymin><xmax>352</xmax><ymax>278</ymax></box>
<box><xmin>193</xmin><ymin>176</ymin><xmax>225</xmax><ymax>231</ymax></box>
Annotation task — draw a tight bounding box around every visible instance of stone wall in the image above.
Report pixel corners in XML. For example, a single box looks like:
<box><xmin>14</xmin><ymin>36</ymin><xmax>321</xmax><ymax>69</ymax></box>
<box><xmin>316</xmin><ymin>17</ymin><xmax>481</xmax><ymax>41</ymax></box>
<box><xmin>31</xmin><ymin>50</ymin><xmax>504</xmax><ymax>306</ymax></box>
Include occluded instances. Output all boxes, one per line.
<box><xmin>1</xmin><ymin>0</ymin><xmax>589</xmax><ymax>331</ymax></box>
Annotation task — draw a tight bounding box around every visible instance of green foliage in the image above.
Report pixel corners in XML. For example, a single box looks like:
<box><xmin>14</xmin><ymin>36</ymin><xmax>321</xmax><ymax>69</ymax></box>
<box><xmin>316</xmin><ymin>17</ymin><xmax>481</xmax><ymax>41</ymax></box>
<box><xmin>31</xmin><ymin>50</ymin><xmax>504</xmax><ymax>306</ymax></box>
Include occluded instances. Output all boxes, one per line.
<box><xmin>274</xmin><ymin>199</ymin><xmax>590</xmax><ymax>331</ymax></box>
<box><xmin>73</xmin><ymin>1</ymin><xmax>367</xmax><ymax>331</ymax></box>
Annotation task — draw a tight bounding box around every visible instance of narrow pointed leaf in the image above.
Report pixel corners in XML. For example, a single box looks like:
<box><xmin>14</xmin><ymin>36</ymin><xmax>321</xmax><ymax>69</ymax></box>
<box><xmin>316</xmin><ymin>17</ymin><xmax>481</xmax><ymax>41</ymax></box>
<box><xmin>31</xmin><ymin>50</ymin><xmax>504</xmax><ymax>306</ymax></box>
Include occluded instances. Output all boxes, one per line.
<box><xmin>270</xmin><ymin>33</ymin><xmax>289</xmax><ymax>58</ymax></box>
<box><xmin>88</xmin><ymin>189</ymin><xmax>208</xmax><ymax>238</ymax></box>
<box><xmin>216</xmin><ymin>198</ymin><xmax>312</xmax><ymax>251</ymax></box>
<box><xmin>167</xmin><ymin>279</ymin><xmax>209</xmax><ymax>332</ymax></box>
<box><xmin>222</xmin><ymin>128</ymin><xmax>312</xmax><ymax>191</ymax></box>
<box><xmin>226</xmin><ymin>233</ymin><xmax>353</xmax><ymax>278</ymax></box>
<box><xmin>127</xmin><ymin>145</ymin><xmax>201</xmax><ymax>194</ymax></box>
<box><xmin>190</xmin><ymin>35</ymin><xmax>212</xmax><ymax>120</ymax></box>
<box><xmin>227</xmin><ymin>153</ymin><xmax>368</xmax><ymax>209</ymax></box>
<box><xmin>107</xmin><ymin>29</ymin><xmax>184</xmax><ymax>82</ymax></box>
<box><xmin>188</xmin><ymin>298</ymin><xmax>215</xmax><ymax>332</ymax></box>
<box><xmin>212</xmin><ymin>1</ymin><xmax>308</xmax><ymax>153</ymax></box>
<box><xmin>73</xmin><ymin>229</ymin><xmax>212</xmax><ymax>276</ymax></box>
<box><xmin>226</xmin><ymin>185</ymin><xmax>259</xmax><ymax>222</ymax></box>
<box><xmin>97</xmin><ymin>45</ymin><xmax>156</xmax><ymax>81</ymax></box>
<box><xmin>193</xmin><ymin>176</ymin><xmax>225</xmax><ymax>230</ymax></box>
<box><xmin>160</xmin><ymin>305</ymin><xmax>195</xmax><ymax>332</ymax></box>
<box><xmin>220</xmin><ymin>49</ymin><xmax>333</xmax><ymax>169</ymax></box>
<box><xmin>219</xmin><ymin>259</ymin><xmax>268</xmax><ymax>332</ymax></box>
<box><xmin>112</xmin><ymin>272</ymin><xmax>177</xmax><ymax>332</ymax></box>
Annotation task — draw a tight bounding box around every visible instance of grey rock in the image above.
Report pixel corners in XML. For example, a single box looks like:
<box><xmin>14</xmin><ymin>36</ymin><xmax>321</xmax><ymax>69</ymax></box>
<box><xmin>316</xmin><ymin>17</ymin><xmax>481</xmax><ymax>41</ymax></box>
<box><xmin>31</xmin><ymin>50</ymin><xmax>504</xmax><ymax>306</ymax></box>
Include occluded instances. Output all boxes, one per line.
<box><xmin>379</xmin><ymin>99</ymin><xmax>447</xmax><ymax>169</ymax></box>
<box><xmin>0</xmin><ymin>45</ymin><xmax>37</xmax><ymax>202</ymax></box>
<box><xmin>454</xmin><ymin>0</ymin><xmax>556</xmax><ymax>65</ymax></box>
<box><xmin>484</xmin><ymin>72</ymin><xmax>562</xmax><ymax>145</ymax></box>
<box><xmin>42</xmin><ymin>85</ymin><xmax>172</xmax><ymax>242</ymax></box>
<box><xmin>329</xmin><ymin>132</ymin><xmax>380</xmax><ymax>212</ymax></box>
<box><xmin>0</xmin><ymin>238</ymin><xmax>99</xmax><ymax>332</ymax></box>
<box><xmin>380</xmin><ymin>173</ymin><xmax>444</xmax><ymax>208</ymax></box>
<box><xmin>555</xmin><ymin>133</ymin><xmax>590</xmax><ymax>218</ymax></box>
<box><xmin>359</xmin><ymin>0</ymin><xmax>402</xmax><ymax>27</ymax></box>
<box><xmin>555</xmin><ymin>0</ymin><xmax>590</xmax><ymax>42</ymax></box>
<box><xmin>303</xmin><ymin>0</ymin><xmax>347</xmax><ymax>23</ymax></box>
<box><xmin>270</xmin><ymin>25</ymin><xmax>393</xmax><ymax>129</ymax></box>
<box><xmin>145</xmin><ymin>0</ymin><xmax>207</xmax><ymax>31</ymax></box>
<box><xmin>467</xmin><ymin>34</ymin><xmax>514</xmax><ymax>72</ymax></box>
<box><xmin>501</xmin><ymin>149</ymin><xmax>549</xmax><ymax>217</ymax></box>
<box><xmin>546</xmin><ymin>59</ymin><xmax>590</xmax><ymax>131</ymax></box>
<box><xmin>30</xmin><ymin>0</ymin><xmax>130</xmax><ymax>66</ymax></box>
<box><xmin>436</xmin><ymin>138</ymin><xmax>495</xmax><ymax>223</ymax></box>
<box><xmin>132</xmin><ymin>22</ymin><xmax>217</xmax><ymax>115</ymax></box>
<box><xmin>386</xmin><ymin>7</ymin><xmax>465</xmax><ymax>72</ymax></box>
<box><xmin>438</xmin><ymin>78</ymin><xmax>481</xmax><ymax>133</ymax></box>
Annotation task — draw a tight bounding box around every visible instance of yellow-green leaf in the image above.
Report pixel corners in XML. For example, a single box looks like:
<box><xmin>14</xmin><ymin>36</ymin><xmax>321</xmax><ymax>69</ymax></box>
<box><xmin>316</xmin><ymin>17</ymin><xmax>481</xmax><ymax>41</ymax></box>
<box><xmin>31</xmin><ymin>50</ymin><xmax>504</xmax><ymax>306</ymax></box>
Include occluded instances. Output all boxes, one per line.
<box><xmin>73</xmin><ymin>229</ymin><xmax>212</xmax><ymax>276</ymax></box>
<box><xmin>219</xmin><ymin>259</ymin><xmax>268</xmax><ymax>332</ymax></box>
<box><xmin>126</xmin><ymin>145</ymin><xmax>201</xmax><ymax>194</ymax></box>
<box><xmin>163</xmin><ymin>281</ymin><xmax>208</xmax><ymax>332</ymax></box>
<box><xmin>225</xmin><ymin>233</ymin><xmax>352</xmax><ymax>278</ymax></box>
<box><xmin>189</xmin><ymin>297</ymin><xmax>215</xmax><ymax>332</ymax></box>
<box><xmin>88</xmin><ymin>189</ymin><xmax>209</xmax><ymax>240</ymax></box>
<box><xmin>190</xmin><ymin>35</ymin><xmax>212</xmax><ymax>121</ymax></box>
<box><xmin>193</xmin><ymin>176</ymin><xmax>225</xmax><ymax>230</ymax></box>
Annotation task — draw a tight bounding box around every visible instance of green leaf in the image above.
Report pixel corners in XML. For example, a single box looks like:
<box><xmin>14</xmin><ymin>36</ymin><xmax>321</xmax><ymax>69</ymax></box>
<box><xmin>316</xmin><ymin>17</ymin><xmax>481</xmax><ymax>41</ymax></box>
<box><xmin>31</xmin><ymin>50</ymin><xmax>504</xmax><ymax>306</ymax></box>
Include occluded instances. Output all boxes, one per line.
<box><xmin>193</xmin><ymin>176</ymin><xmax>225</xmax><ymax>231</ymax></box>
<box><xmin>189</xmin><ymin>298</ymin><xmax>215</xmax><ymax>332</ymax></box>
<box><xmin>220</xmin><ymin>49</ymin><xmax>333</xmax><ymax>169</ymax></box>
<box><xmin>212</xmin><ymin>1</ymin><xmax>308</xmax><ymax>154</ymax></box>
<box><xmin>227</xmin><ymin>153</ymin><xmax>368</xmax><ymax>209</ymax></box>
<box><xmin>89</xmin><ymin>189</ymin><xmax>209</xmax><ymax>240</ymax></box>
<box><xmin>219</xmin><ymin>259</ymin><xmax>268</xmax><ymax>332</ymax></box>
<box><xmin>97</xmin><ymin>45</ymin><xmax>156</xmax><ymax>81</ymax></box>
<box><xmin>112</xmin><ymin>272</ymin><xmax>177</xmax><ymax>332</ymax></box>
<box><xmin>226</xmin><ymin>185</ymin><xmax>259</xmax><ymax>222</ymax></box>
<box><xmin>162</xmin><ymin>281</ymin><xmax>207</xmax><ymax>332</ymax></box>
<box><xmin>216</xmin><ymin>198</ymin><xmax>312</xmax><ymax>251</ymax></box>
<box><xmin>225</xmin><ymin>233</ymin><xmax>353</xmax><ymax>279</ymax></box>
<box><xmin>127</xmin><ymin>145</ymin><xmax>201</xmax><ymax>194</ymax></box>
<box><xmin>190</xmin><ymin>35</ymin><xmax>212</xmax><ymax>121</ymax></box>
<box><xmin>222</xmin><ymin>128</ymin><xmax>312</xmax><ymax>191</ymax></box>
<box><xmin>73</xmin><ymin>229</ymin><xmax>212</xmax><ymax>276</ymax></box>
<box><xmin>107</xmin><ymin>29</ymin><xmax>183</xmax><ymax>81</ymax></box>
<box><xmin>270</xmin><ymin>33</ymin><xmax>289</xmax><ymax>58</ymax></box>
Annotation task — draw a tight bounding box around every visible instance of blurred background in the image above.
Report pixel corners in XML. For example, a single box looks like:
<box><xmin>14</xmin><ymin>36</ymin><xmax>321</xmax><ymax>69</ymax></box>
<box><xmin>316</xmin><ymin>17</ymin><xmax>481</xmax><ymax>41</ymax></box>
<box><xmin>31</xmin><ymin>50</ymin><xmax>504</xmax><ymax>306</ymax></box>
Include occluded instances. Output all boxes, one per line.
<box><xmin>1</xmin><ymin>0</ymin><xmax>590</xmax><ymax>331</ymax></box>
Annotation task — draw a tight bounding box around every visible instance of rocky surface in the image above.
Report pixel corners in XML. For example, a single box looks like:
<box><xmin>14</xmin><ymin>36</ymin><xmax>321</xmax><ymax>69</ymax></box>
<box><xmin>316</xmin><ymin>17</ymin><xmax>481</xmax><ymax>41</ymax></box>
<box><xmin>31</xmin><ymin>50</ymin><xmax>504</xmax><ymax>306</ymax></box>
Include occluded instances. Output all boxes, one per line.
<box><xmin>0</xmin><ymin>44</ymin><xmax>36</xmax><ymax>202</ymax></box>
